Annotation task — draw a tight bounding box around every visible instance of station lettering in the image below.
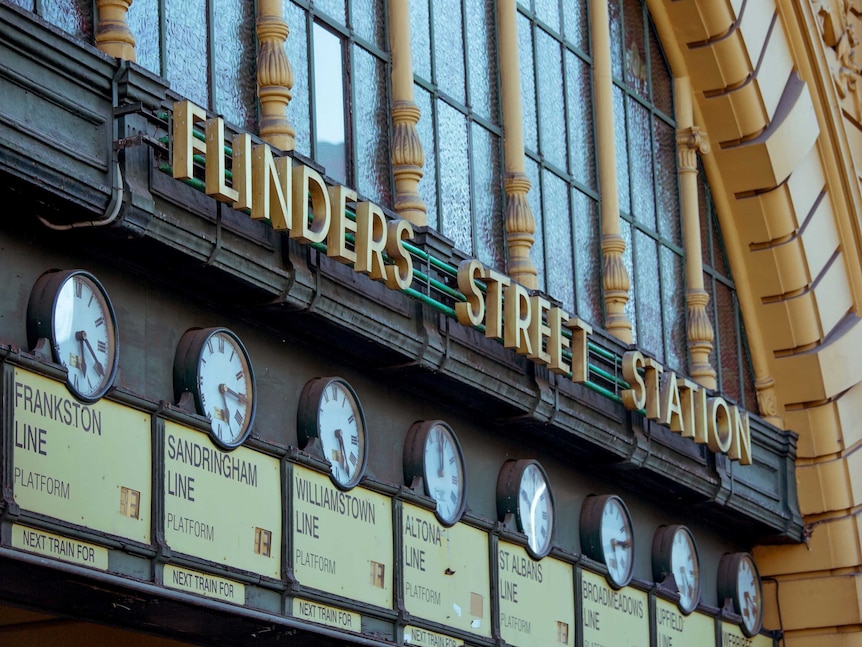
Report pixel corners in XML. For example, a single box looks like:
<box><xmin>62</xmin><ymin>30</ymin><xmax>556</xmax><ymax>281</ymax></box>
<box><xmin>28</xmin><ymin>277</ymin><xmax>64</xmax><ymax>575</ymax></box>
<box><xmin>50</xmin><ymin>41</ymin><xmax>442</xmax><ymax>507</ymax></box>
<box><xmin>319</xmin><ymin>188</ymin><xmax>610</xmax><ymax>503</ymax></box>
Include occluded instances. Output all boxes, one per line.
<box><xmin>405</xmin><ymin>582</ymin><xmax>441</xmax><ymax>605</ymax></box>
<box><xmin>296</xmin><ymin>600</ymin><xmax>355</xmax><ymax>629</ymax></box>
<box><xmin>13</xmin><ymin>467</ymin><xmax>70</xmax><ymax>499</ymax></box>
<box><xmin>582</xmin><ymin>579</ymin><xmax>645</xmax><ymax>618</ymax></box>
<box><xmin>166</xmin><ymin>434</ymin><xmax>258</xmax><ymax>487</ymax></box>
<box><xmin>15</xmin><ymin>381</ymin><xmax>102</xmax><ymax>435</ymax></box>
<box><xmin>166</xmin><ymin>512</ymin><xmax>215</xmax><ymax>541</ymax></box>
<box><xmin>658</xmin><ymin>607</ymin><xmax>684</xmax><ymax>632</ymax></box>
<box><xmin>14</xmin><ymin>422</ymin><xmax>47</xmax><ymax>455</ymax></box>
<box><xmin>723</xmin><ymin>631</ymin><xmax>753</xmax><ymax>647</ymax></box>
<box><xmin>295</xmin><ymin>548</ymin><xmax>336</xmax><ymax>574</ymax></box>
<box><xmin>171</xmin><ymin>568</ymin><xmax>236</xmax><ymax>599</ymax></box>
<box><xmin>20</xmin><ymin>528</ymin><xmax>98</xmax><ymax>563</ymax></box>
<box><xmin>406</xmin><ymin>627</ymin><xmax>460</xmax><ymax>647</ymax></box>
<box><xmin>294</xmin><ymin>474</ymin><xmax>377</xmax><ymax>524</ymax></box>
<box><xmin>498</xmin><ymin>549</ymin><xmax>543</xmax><ymax>583</ymax></box>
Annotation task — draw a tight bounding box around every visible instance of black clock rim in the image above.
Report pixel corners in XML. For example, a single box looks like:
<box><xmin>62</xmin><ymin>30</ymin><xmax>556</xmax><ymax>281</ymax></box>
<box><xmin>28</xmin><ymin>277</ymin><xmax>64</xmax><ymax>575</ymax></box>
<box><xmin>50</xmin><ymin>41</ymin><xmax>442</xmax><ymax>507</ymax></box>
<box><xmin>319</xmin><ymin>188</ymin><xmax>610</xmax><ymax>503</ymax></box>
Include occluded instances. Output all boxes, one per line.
<box><xmin>496</xmin><ymin>458</ymin><xmax>555</xmax><ymax>560</ymax></box>
<box><xmin>403</xmin><ymin>420</ymin><xmax>468</xmax><ymax>527</ymax></box>
<box><xmin>27</xmin><ymin>269</ymin><xmax>120</xmax><ymax>404</ymax></box>
<box><xmin>297</xmin><ymin>376</ymin><xmax>369</xmax><ymax>491</ymax></box>
<box><xmin>717</xmin><ymin>552</ymin><xmax>763</xmax><ymax>637</ymax></box>
<box><xmin>173</xmin><ymin>326</ymin><xmax>257</xmax><ymax>450</ymax></box>
<box><xmin>651</xmin><ymin>523</ymin><xmax>701</xmax><ymax>615</ymax></box>
<box><xmin>579</xmin><ymin>494</ymin><xmax>635</xmax><ymax>589</ymax></box>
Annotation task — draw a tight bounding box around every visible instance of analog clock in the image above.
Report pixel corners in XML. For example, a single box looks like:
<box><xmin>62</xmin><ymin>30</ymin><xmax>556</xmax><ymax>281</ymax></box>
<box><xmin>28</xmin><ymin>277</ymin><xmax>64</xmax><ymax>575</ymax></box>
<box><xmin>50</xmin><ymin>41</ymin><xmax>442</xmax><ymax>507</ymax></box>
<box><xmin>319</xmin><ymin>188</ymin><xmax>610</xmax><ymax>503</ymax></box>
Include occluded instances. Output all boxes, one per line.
<box><xmin>27</xmin><ymin>269</ymin><xmax>120</xmax><ymax>403</ymax></box>
<box><xmin>653</xmin><ymin>524</ymin><xmax>701</xmax><ymax>614</ymax></box>
<box><xmin>298</xmin><ymin>377</ymin><xmax>368</xmax><ymax>489</ymax></box>
<box><xmin>174</xmin><ymin>327</ymin><xmax>257</xmax><ymax>449</ymax></box>
<box><xmin>403</xmin><ymin>420</ymin><xmax>467</xmax><ymax>526</ymax></box>
<box><xmin>580</xmin><ymin>494</ymin><xmax>635</xmax><ymax>588</ymax></box>
<box><xmin>718</xmin><ymin>552</ymin><xmax>763</xmax><ymax>636</ymax></box>
<box><xmin>497</xmin><ymin>459</ymin><xmax>555</xmax><ymax>559</ymax></box>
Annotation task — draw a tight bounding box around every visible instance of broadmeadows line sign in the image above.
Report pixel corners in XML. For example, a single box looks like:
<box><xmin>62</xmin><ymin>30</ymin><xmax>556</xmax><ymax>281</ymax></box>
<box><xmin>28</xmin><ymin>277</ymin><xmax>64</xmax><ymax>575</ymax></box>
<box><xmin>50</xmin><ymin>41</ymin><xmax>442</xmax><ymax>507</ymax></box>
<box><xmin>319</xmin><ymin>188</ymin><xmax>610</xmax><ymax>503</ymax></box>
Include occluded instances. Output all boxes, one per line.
<box><xmin>171</xmin><ymin>100</ymin><xmax>752</xmax><ymax>465</ymax></box>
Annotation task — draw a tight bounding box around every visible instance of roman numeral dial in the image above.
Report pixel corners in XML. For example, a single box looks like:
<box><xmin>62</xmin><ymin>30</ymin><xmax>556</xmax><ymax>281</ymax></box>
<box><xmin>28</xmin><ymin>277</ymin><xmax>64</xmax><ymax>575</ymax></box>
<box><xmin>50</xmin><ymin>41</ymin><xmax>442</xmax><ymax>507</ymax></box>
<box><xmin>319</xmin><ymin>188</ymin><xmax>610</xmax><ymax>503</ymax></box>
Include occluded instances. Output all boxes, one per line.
<box><xmin>298</xmin><ymin>377</ymin><xmax>368</xmax><ymax>490</ymax></box>
<box><xmin>174</xmin><ymin>327</ymin><xmax>257</xmax><ymax>450</ymax></box>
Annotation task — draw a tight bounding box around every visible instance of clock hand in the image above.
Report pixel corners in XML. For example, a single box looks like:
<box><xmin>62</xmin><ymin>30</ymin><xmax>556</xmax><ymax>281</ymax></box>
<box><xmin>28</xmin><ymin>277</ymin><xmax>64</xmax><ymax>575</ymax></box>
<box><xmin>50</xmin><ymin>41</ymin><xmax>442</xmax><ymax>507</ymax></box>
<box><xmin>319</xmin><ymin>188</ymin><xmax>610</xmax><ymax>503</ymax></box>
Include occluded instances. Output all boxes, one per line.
<box><xmin>334</xmin><ymin>428</ymin><xmax>349</xmax><ymax>477</ymax></box>
<box><xmin>222</xmin><ymin>384</ymin><xmax>248</xmax><ymax>405</ymax></box>
<box><xmin>437</xmin><ymin>430</ymin><xmax>445</xmax><ymax>477</ymax></box>
<box><xmin>77</xmin><ymin>331</ymin><xmax>105</xmax><ymax>377</ymax></box>
<box><xmin>76</xmin><ymin>331</ymin><xmax>87</xmax><ymax>378</ymax></box>
<box><xmin>218</xmin><ymin>384</ymin><xmax>232</xmax><ymax>429</ymax></box>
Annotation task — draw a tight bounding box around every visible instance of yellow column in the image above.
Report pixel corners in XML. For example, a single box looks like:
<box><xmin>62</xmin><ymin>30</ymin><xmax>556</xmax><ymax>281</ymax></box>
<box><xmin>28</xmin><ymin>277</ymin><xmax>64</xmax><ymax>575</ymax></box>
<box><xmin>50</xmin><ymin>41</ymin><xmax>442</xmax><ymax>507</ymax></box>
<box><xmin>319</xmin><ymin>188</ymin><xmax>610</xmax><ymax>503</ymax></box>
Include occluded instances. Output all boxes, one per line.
<box><xmin>388</xmin><ymin>0</ymin><xmax>427</xmax><ymax>226</ymax></box>
<box><xmin>675</xmin><ymin>77</ymin><xmax>717</xmax><ymax>390</ymax></box>
<box><xmin>257</xmin><ymin>0</ymin><xmax>295</xmax><ymax>151</ymax></box>
<box><xmin>95</xmin><ymin>0</ymin><xmax>136</xmax><ymax>62</ymax></box>
<box><xmin>590</xmin><ymin>0</ymin><xmax>632</xmax><ymax>343</ymax></box>
<box><xmin>498</xmin><ymin>0</ymin><xmax>538</xmax><ymax>289</ymax></box>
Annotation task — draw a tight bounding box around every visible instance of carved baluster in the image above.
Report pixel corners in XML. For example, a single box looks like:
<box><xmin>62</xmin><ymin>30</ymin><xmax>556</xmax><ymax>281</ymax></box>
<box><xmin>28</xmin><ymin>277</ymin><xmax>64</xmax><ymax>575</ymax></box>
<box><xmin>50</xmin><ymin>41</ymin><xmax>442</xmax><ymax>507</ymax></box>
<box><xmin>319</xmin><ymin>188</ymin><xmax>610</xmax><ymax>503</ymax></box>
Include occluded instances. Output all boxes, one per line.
<box><xmin>388</xmin><ymin>0</ymin><xmax>427</xmax><ymax>225</ymax></box>
<box><xmin>591</xmin><ymin>0</ymin><xmax>632</xmax><ymax>341</ymax></box>
<box><xmin>499</xmin><ymin>0</ymin><xmax>538</xmax><ymax>288</ymax></box>
<box><xmin>257</xmin><ymin>0</ymin><xmax>295</xmax><ymax>151</ymax></box>
<box><xmin>95</xmin><ymin>0</ymin><xmax>136</xmax><ymax>62</ymax></box>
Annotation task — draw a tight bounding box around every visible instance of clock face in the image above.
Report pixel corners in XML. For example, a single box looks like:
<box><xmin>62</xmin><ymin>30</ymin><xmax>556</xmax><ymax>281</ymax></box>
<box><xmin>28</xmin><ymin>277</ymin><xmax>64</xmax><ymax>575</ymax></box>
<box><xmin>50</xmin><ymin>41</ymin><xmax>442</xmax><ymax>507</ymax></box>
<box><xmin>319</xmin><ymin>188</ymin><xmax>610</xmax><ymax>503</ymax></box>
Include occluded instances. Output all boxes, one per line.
<box><xmin>421</xmin><ymin>422</ymin><xmax>466</xmax><ymax>525</ymax></box>
<box><xmin>670</xmin><ymin>526</ymin><xmax>700</xmax><ymax>613</ymax></box>
<box><xmin>600</xmin><ymin>497</ymin><xmax>634</xmax><ymax>588</ymax></box>
<box><xmin>306</xmin><ymin>378</ymin><xmax>368</xmax><ymax>489</ymax></box>
<box><xmin>517</xmin><ymin>462</ymin><xmax>554</xmax><ymax>558</ymax></box>
<box><xmin>28</xmin><ymin>270</ymin><xmax>119</xmax><ymax>403</ymax></box>
<box><xmin>196</xmin><ymin>329</ymin><xmax>255</xmax><ymax>448</ymax></box>
<box><xmin>737</xmin><ymin>554</ymin><xmax>762</xmax><ymax>636</ymax></box>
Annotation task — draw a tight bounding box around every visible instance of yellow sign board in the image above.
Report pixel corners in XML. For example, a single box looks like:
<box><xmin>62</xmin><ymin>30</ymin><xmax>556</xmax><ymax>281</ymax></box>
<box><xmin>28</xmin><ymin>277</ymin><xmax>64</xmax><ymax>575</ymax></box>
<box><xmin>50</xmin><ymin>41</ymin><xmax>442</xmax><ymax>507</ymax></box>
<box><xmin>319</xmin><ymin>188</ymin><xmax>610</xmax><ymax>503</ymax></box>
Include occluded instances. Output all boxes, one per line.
<box><xmin>721</xmin><ymin>622</ymin><xmax>773</xmax><ymax>647</ymax></box>
<box><xmin>12</xmin><ymin>369</ymin><xmax>151</xmax><ymax>543</ymax></box>
<box><xmin>402</xmin><ymin>504</ymin><xmax>491</xmax><ymax>637</ymax></box>
<box><xmin>581</xmin><ymin>570</ymin><xmax>649</xmax><ymax>647</ymax></box>
<box><xmin>403</xmin><ymin>625</ymin><xmax>464</xmax><ymax>647</ymax></box>
<box><xmin>163</xmin><ymin>422</ymin><xmax>281</xmax><ymax>578</ymax></box>
<box><xmin>12</xmin><ymin>524</ymin><xmax>108</xmax><ymax>570</ymax></box>
<box><xmin>292</xmin><ymin>598</ymin><xmax>361</xmax><ymax>633</ymax></box>
<box><xmin>656</xmin><ymin>598</ymin><xmax>714</xmax><ymax>647</ymax></box>
<box><xmin>497</xmin><ymin>541</ymin><xmax>574</xmax><ymax>646</ymax></box>
<box><xmin>163</xmin><ymin>564</ymin><xmax>245</xmax><ymax>604</ymax></box>
<box><xmin>292</xmin><ymin>465</ymin><xmax>393</xmax><ymax>609</ymax></box>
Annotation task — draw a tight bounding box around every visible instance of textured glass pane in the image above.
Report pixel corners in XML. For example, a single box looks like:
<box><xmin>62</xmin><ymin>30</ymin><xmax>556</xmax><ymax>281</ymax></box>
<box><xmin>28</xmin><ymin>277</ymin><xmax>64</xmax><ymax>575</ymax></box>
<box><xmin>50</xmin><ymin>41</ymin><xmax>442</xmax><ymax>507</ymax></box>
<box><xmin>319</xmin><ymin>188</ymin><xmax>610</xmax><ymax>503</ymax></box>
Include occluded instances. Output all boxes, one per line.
<box><xmin>544</xmin><ymin>170</ymin><xmax>575</xmax><ymax>312</ymax></box>
<box><xmin>433</xmin><ymin>0</ymin><xmax>466</xmax><ymax>105</ymax></box>
<box><xmin>635</xmin><ymin>231</ymin><xmax>663</xmax><ymax>362</ymax></box>
<box><xmin>411</xmin><ymin>0</ymin><xmax>432</xmax><ymax>81</ymax></box>
<box><xmin>519</xmin><ymin>13</ymin><xmax>538</xmax><ymax>152</ymax></box>
<box><xmin>466</xmin><ymin>0</ymin><xmax>497</xmax><ymax>121</ymax></box>
<box><xmin>315</xmin><ymin>0</ymin><xmax>346</xmax><ymax>26</ymax></box>
<box><xmin>614</xmin><ymin>86</ymin><xmax>631</xmax><ymax>214</ymax></box>
<box><xmin>525</xmin><ymin>158</ymin><xmax>546</xmax><ymax>292</ymax></box>
<box><xmin>352</xmin><ymin>0</ymin><xmax>385</xmax><ymax>50</ymax></box>
<box><xmin>742</xmin><ymin>331</ymin><xmax>757</xmax><ymax>410</ymax></box>
<box><xmin>621</xmin><ymin>222</ymin><xmax>635</xmax><ymax>343</ymax></box>
<box><xmin>716</xmin><ymin>283</ymin><xmax>741</xmax><ymax>402</ymax></box>
<box><xmin>214</xmin><ymin>0</ymin><xmax>257</xmax><ymax>133</ymax></box>
<box><xmin>609</xmin><ymin>0</ymin><xmax>623</xmax><ymax>80</ymax></box>
<box><xmin>650</xmin><ymin>23</ymin><xmax>673</xmax><ymax>117</ymax></box>
<box><xmin>536</xmin><ymin>28</ymin><xmax>567</xmax><ymax>170</ymax></box>
<box><xmin>566</xmin><ymin>51</ymin><xmax>596</xmax><ymax>189</ymax></box>
<box><xmin>517</xmin><ymin>0</ymin><xmax>533</xmax><ymax>11</ymax></box>
<box><xmin>9</xmin><ymin>0</ymin><xmax>34</xmax><ymax>10</ymax></box>
<box><xmin>415</xmin><ymin>86</ymin><xmax>439</xmax><ymax>230</ymax></box>
<box><xmin>42</xmin><ymin>0</ymin><xmax>92</xmax><ymax>41</ymax></box>
<box><xmin>573</xmin><ymin>190</ymin><xmax>602</xmax><ymax>325</ymax></box>
<box><xmin>313</xmin><ymin>25</ymin><xmax>347</xmax><ymax>184</ymax></box>
<box><xmin>127</xmin><ymin>0</ymin><xmax>160</xmax><ymax>75</ymax></box>
<box><xmin>623</xmin><ymin>0</ymin><xmax>648</xmax><ymax>99</ymax></box>
<box><xmin>354</xmin><ymin>46</ymin><xmax>391</xmax><ymax>206</ymax></box>
<box><xmin>661</xmin><ymin>247</ymin><xmax>687</xmax><ymax>373</ymax></box>
<box><xmin>473</xmin><ymin>124</ymin><xmax>505</xmax><ymax>271</ymax></box>
<box><xmin>628</xmin><ymin>98</ymin><xmax>656</xmax><ymax>230</ymax></box>
<box><xmin>166</xmin><ymin>0</ymin><xmax>208</xmax><ymax>107</ymax></box>
<box><xmin>655</xmin><ymin>119</ymin><xmax>680</xmax><ymax>245</ymax></box>
<box><xmin>563</xmin><ymin>0</ymin><xmax>589</xmax><ymax>53</ymax></box>
<box><xmin>285</xmin><ymin>2</ymin><xmax>311</xmax><ymax>157</ymax></box>
<box><xmin>535</xmin><ymin>0</ymin><xmax>560</xmax><ymax>33</ymax></box>
<box><xmin>437</xmin><ymin>101</ymin><xmax>471</xmax><ymax>251</ymax></box>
